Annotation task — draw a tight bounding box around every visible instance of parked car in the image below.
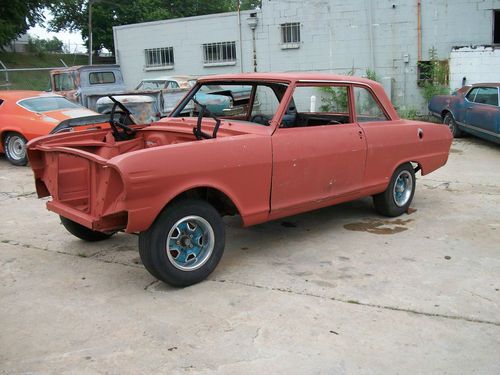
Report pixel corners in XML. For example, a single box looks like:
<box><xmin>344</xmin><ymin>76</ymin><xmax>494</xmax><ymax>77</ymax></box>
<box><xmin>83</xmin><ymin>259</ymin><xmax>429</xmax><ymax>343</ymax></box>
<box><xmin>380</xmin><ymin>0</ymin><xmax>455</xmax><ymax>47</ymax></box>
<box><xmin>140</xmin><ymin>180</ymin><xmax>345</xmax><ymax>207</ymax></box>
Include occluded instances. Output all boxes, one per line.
<box><xmin>135</xmin><ymin>75</ymin><xmax>251</xmax><ymax>115</ymax></box>
<box><xmin>429</xmin><ymin>83</ymin><xmax>500</xmax><ymax>144</ymax></box>
<box><xmin>27</xmin><ymin>73</ymin><xmax>452</xmax><ymax>287</ymax></box>
<box><xmin>0</xmin><ymin>91</ymin><xmax>100</xmax><ymax>165</ymax></box>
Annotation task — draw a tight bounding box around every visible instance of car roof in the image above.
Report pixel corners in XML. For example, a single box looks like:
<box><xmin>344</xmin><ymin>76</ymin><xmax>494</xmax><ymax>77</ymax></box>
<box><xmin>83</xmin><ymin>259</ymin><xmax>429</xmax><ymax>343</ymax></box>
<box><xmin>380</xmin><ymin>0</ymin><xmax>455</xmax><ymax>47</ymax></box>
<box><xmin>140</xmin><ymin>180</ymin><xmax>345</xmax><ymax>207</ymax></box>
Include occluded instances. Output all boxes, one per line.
<box><xmin>142</xmin><ymin>75</ymin><xmax>195</xmax><ymax>82</ymax></box>
<box><xmin>469</xmin><ymin>83</ymin><xmax>500</xmax><ymax>88</ymax></box>
<box><xmin>197</xmin><ymin>72</ymin><xmax>378</xmax><ymax>85</ymax></box>
<box><xmin>51</xmin><ymin>64</ymin><xmax>121</xmax><ymax>73</ymax></box>
<box><xmin>0</xmin><ymin>90</ymin><xmax>63</xmax><ymax>101</ymax></box>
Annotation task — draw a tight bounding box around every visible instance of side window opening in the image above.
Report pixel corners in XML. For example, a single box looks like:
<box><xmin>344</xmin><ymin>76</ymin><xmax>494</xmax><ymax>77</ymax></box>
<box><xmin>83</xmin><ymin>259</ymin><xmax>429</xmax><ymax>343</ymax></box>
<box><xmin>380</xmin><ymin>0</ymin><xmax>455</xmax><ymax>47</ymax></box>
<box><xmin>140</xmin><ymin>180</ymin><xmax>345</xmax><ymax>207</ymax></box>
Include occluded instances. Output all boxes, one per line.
<box><xmin>353</xmin><ymin>86</ymin><xmax>389</xmax><ymax>122</ymax></box>
<box><xmin>466</xmin><ymin>88</ymin><xmax>480</xmax><ymax>102</ymax></box>
<box><xmin>279</xmin><ymin>84</ymin><xmax>351</xmax><ymax>128</ymax></box>
<box><xmin>474</xmin><ymin>87</ymin><xmax>499</xmax><ymax>106</ymax></box>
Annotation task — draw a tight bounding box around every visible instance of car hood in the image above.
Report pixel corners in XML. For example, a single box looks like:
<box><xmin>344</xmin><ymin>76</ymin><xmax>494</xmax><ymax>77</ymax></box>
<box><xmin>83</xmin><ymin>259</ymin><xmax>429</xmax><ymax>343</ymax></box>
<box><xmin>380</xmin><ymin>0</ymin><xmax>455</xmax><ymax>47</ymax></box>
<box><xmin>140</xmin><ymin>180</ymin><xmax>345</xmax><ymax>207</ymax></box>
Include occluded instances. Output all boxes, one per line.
<box><xmin>41</xmin><ymin>108</ymin><xmax>100</xmax><ymax>122</ymax></box>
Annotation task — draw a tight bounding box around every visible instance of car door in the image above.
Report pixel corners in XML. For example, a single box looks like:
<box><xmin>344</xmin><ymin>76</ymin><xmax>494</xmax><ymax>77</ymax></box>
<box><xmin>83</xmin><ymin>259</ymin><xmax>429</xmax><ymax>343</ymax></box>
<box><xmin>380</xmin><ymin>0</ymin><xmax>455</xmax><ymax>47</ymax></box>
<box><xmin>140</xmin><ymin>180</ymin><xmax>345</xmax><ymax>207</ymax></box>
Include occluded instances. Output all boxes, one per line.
<box><xmin>464</xmin><ymin>86</ymin><xmax>500</xmax><ymax>135</ymax></box>
<box><xmin>52</xmin><ymin>72</ymin><xmax>78</xmax><ymax>103</ymax></box>
<box><xmin>270</xmin><ymin>83</ymin><xmax>367</xmax><ymax>216</ymax></box>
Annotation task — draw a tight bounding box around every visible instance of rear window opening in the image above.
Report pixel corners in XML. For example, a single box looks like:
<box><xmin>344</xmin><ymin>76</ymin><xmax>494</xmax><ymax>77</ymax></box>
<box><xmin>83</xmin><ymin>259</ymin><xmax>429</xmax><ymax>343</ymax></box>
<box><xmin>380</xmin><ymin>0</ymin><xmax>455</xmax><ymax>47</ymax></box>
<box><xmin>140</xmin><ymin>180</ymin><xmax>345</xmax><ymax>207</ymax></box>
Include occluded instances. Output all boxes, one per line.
<box><xmin>89</xmin><ymin>72</ymin><xmax>116</xmax><ymax>85</ymax></box>
<box><xmin>18</xmin><ymin>96</ymin><xmax>81</xmax><ymax>113</ymax></box>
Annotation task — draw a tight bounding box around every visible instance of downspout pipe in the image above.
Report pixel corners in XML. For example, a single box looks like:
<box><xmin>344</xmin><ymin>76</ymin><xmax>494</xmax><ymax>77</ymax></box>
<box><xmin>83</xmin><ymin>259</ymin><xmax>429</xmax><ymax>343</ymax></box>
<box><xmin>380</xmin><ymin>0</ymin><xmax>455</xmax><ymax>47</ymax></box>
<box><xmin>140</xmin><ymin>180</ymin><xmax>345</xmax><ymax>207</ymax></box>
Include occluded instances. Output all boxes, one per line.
<box><xmin>417</xmin><ymin>0</ymin><xmax>422</xmax><ymax>61</ymax></box>
<box><xmin>366</xmin><ymin>0</ymin><xmax>375</xmax><ymax>70</ymax></box>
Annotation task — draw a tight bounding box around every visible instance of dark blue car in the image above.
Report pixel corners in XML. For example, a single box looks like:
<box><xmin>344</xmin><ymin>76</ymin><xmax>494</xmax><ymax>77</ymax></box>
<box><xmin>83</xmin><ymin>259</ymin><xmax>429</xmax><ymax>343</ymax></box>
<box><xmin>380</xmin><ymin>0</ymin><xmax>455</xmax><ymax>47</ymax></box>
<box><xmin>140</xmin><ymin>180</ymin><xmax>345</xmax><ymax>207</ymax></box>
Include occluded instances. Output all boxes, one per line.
<box><xmin>429</xmin><ymin>83</ymin><xmax>500</xmax><ymax>144</ymax></box>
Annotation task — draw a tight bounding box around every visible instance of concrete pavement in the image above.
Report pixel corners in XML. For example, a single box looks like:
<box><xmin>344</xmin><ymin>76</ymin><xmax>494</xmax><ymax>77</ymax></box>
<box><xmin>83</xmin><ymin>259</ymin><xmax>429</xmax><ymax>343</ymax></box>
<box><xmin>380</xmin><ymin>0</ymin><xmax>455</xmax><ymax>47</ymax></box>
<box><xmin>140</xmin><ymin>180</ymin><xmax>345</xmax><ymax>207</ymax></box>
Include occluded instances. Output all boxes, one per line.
<box><xmin>1</xmin><ymin>137</ymin><xmax>499</xmax><ymax>374</ymax></box>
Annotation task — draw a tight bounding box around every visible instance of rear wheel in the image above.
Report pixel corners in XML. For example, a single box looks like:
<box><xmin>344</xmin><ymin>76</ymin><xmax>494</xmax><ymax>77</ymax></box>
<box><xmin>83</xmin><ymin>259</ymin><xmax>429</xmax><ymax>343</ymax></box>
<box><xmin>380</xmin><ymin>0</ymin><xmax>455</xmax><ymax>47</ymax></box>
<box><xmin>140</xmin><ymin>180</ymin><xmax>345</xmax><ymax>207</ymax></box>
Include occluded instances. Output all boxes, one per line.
<box><xmin>4</xmin><ymin>132</ymin><xmax>28</xmax><ymax>166</ymax></box>
<box><xmin>60</xmin><ymin>216</ymin><xmax>115</xmax><ymax>242</ymax></box>
<box><xmin>443</xmin><ymin>113</ymin><xmax>463</xmax><ymax>138</ymax></box>
<box><xmin>139</xmin><ymin>199</ymin><xmax>225</xmax><ymax>287</ymax></box>
<box><xmin>373</xmin><ymin>163</ymin><xmax>416</xmax><ymax>217</ymax></box>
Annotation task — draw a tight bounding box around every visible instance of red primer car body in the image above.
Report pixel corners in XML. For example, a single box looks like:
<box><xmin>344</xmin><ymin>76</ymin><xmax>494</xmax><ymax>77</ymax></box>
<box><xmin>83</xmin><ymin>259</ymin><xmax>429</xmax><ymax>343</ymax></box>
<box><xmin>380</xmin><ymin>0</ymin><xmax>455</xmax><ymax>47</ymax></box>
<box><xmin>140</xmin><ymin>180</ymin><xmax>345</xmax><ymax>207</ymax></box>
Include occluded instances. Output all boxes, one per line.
<box><xmin>27</xmin><ymin>73</ymin><xmax>452</xmax><ymax>286</ymax></box>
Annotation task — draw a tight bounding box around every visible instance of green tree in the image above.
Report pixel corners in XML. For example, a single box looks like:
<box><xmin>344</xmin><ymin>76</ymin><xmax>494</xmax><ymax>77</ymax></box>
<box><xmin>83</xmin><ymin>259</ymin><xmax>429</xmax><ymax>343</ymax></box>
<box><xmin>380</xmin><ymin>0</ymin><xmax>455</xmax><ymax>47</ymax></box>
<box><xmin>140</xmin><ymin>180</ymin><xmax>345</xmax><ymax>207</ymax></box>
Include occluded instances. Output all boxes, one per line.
<box><xmin>28</xmin><ymin>36</ymin><xmax>64</xmax><ymax>53</ymax></box>
<box><xmin>48</xmin><ymin>0</ymin><xmax>262</xmax><ymax>55</ymax></box>
<box><xmin>0</xmin><ymin>0</ymin><xmax>50</xmax><ymax>47</ymax></box>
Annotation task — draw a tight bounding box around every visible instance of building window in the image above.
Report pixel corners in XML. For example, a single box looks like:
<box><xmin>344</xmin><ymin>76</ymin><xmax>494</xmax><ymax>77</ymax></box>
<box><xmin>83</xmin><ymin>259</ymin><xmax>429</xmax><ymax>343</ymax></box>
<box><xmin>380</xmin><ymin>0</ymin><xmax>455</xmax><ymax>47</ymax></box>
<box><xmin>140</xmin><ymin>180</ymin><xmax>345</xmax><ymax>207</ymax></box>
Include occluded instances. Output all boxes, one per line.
<box><xmin>203</xmin><ymin>41</ymin><xmax>237</xmax><ymax>65</ymax></box>
<box><xmin>494</xmin><ymin>10</ymin><xmax>500</xmax><ymax>44</ymax></box>
<box><xmin>144</xmin><ymin>47</ymin><xmax>174</xmax><ymax>69</ymax></box>
<box><xmin>417</xmin><ymin>60</ymin><xmax>449</xmax><ymax>86</ymax></box>
<box><xmin>417</xmin><ymin>61</ymin><xmax>432</xmax><ymax>81</ymax></box>
<box><xmin>281</xmin><ymin>22</ymin><xmax>300</xmax><ymax>49</ymax></box>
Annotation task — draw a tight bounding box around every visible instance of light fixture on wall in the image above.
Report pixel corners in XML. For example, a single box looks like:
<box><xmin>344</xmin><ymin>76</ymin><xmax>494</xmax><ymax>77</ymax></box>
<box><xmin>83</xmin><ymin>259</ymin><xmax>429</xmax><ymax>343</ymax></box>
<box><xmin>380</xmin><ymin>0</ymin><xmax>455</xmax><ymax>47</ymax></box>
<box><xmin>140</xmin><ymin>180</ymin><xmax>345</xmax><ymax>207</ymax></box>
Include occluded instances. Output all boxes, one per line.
<box><xmin>246</xmin><ymin>13</ymin><xmax>259</xmax><ymax>72</ymax></box>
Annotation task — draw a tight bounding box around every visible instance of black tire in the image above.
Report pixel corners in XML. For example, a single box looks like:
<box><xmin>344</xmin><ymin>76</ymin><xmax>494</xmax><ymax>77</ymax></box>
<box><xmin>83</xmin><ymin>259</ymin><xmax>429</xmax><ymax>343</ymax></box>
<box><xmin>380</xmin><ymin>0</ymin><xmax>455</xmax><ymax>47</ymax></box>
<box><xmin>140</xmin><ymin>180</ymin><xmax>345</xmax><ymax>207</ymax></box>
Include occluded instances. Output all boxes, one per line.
<box><xmin>373</xmin><ymin>163</ymin><xmax>416</xmax><ymax>217</ymax></box>
<box><xmin>4</xmin><ymin>132</ymin><xmax>28</xmax><ymax>166</ymax></box>
<box><xmin>60</xmin><ymin>216</ymin><xmax>115</xmax><ymax>242</ymax></box>
<box><xmin>443</xmin><ymin>113</ymin><xmax>463</xmax><ymax>138</ymax></box>
<box><xmin>139</xmin><ymin>199</ymin><xmax>225</xmax><ymax>287</ymax></box>
<box><xmin>138</xmin><ymin>232</ymin><xmax>163</xmax><ymax>280</ymax></box>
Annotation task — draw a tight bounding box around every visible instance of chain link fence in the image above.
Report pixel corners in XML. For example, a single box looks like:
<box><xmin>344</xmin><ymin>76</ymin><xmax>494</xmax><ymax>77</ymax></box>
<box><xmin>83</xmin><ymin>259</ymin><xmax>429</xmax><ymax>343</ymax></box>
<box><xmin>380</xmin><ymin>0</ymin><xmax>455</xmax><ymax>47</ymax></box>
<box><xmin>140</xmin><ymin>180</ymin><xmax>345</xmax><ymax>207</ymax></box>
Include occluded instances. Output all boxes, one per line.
<box><xmin>0</xmin><ymin>53</ymin><xmax>115</xmax><ymax>91</ymax></box>
<box><xmin>0</xmin><ymin>66</ymin><xmax>55</xmax><ymax>91</ymax></box>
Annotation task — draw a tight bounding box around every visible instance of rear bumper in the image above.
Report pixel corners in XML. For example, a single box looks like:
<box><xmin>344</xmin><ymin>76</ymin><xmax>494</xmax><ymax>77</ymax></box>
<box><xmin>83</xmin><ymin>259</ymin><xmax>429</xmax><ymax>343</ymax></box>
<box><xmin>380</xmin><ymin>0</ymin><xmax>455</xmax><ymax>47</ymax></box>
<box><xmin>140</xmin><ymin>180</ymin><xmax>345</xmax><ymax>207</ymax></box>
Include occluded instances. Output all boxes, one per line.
<box><xmin>47</xmin><ymin>200</ymin><xmax>128</xmax><ymax>232</ymax></box>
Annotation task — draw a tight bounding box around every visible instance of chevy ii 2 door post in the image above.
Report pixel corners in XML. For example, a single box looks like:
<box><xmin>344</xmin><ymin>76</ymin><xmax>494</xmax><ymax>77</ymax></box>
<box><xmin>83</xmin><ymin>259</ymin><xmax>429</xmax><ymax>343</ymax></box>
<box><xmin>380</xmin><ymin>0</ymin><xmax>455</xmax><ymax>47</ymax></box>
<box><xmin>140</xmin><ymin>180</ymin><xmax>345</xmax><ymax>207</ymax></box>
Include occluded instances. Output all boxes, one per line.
<box><xmin>27</xmin><ymin>73</ymin><xmax>453</xmax><ymax>287</ymax></box>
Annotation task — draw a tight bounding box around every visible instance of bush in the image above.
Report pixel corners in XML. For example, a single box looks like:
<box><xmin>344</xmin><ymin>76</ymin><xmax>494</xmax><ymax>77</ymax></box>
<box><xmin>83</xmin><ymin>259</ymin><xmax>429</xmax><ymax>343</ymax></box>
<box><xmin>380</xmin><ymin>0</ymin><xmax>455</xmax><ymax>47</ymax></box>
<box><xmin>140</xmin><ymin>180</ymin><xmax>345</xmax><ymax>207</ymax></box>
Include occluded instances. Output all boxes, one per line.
<box><xmin>27</xmin><ymin>36</ymin><xmax>64</xmax><ymax>54</ymax></box>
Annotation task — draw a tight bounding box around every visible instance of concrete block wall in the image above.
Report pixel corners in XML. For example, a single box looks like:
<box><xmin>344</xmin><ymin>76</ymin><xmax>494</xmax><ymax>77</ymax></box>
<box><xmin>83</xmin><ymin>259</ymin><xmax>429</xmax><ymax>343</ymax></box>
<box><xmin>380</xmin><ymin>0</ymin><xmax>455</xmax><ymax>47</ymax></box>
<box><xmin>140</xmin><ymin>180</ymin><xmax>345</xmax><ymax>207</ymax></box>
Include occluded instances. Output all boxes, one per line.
<box><xmin>114</xmin><ymin>0</ymin><xmax>500</xmax><ymax>111</ymax></box>
<box><xmin>450</xmin><ymin>46</ymin><xmax>500</xmax><ymax>90</ymax></box>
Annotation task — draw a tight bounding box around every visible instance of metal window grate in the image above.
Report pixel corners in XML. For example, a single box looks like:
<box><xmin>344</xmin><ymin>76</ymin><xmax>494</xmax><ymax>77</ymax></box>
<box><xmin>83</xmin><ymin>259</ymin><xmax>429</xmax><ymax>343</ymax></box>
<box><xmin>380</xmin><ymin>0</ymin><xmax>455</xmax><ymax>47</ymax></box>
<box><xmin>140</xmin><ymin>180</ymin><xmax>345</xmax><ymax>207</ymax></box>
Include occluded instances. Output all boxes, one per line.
<box><xmin>203</xmin><ymin>41</ymin><xmax>237</xmax><ymax>64</ymax></box>
<box><xmin>145</xmin><ymin>47</ymin><xmax>174</xmax><ymax>68</ymax></box>
<box><xmin>281</xmin><ymin>22</ymin><xmax>300</xmax><ymax>44</ymax></box>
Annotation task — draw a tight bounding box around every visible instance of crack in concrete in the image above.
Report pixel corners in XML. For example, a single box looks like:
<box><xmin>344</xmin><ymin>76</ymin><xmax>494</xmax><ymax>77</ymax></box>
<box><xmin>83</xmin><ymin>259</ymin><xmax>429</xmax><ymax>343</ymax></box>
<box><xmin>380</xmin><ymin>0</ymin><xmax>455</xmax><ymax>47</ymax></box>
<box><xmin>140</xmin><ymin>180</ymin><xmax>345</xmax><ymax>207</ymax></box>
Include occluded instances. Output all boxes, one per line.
<box><xmin>420</xmin><ymin>178</ymin><xmax>500</xmax><ymax>195</ymax></box>
<box><xmin>0</xmin><ymin>238</ymin><xmax>142</xmax><ymax>270</ymax></box>
<box><xmin>4</xmin><ymin>238</ymin><xmax>499</xmax><ymax>328</ymax></box>
<box><xmin>421</xmin><ymin>178</ymin><xmax>499</xmax><ymax>189</ymax></box>
<box><xmin>0</xmin><ymin>191</ymin><xmax>37</xmax><ymax>201</ymax></box>
<box><xmin>210</xmin><ymin>279</ymin><xmax>500</xmax><ymax>327</ymax></box>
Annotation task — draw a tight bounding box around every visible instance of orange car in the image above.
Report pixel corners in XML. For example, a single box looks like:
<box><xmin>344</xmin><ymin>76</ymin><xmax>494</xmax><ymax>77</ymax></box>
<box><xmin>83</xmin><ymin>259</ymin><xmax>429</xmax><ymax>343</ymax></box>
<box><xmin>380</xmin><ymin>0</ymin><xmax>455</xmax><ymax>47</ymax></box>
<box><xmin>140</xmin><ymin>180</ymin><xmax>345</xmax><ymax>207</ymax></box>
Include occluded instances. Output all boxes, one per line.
<box><xmin>0</xmin><ymin>91</ymin><xmax>99</xmax><ymax>165</ymax></box>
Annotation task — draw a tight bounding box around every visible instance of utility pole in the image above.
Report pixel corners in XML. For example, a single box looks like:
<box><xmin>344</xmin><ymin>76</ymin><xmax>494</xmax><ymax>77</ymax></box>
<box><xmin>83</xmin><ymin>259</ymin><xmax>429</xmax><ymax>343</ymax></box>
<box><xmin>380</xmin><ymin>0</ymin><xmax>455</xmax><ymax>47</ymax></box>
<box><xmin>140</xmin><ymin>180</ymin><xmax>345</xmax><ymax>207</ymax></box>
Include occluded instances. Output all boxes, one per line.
<box><xmin>89</xmin><ymin>0</ymin><xmax>93</xmax><ymax>65</ymax></box>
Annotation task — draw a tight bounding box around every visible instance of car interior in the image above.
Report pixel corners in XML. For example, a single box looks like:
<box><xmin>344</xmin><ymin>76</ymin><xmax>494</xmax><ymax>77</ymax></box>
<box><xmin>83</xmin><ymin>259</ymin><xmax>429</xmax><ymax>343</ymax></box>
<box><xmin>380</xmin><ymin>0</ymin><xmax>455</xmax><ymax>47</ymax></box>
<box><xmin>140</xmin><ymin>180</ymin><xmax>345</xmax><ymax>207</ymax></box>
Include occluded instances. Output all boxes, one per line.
<box><xmin>175</xmin><ymin>81</ymin><xmax>353</xmax><ymax>128</ymax></box>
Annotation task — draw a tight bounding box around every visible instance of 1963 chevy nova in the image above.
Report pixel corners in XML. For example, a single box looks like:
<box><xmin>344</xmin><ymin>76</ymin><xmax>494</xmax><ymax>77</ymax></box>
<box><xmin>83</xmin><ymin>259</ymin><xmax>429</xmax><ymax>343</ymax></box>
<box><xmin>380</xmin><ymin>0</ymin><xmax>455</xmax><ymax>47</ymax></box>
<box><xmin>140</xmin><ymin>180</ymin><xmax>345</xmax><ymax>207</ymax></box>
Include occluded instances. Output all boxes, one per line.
<box><xmin>27</xmin><ymin>73</ymin><xmax>452</xmax><ymax>286</ymax></box>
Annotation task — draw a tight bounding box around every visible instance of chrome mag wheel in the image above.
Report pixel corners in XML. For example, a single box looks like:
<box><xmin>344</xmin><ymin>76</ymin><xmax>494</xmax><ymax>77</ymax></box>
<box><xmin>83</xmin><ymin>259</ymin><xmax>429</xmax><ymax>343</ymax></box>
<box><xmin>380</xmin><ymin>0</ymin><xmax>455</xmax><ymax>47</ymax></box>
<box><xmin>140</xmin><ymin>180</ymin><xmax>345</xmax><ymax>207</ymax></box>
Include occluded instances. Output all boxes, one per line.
<box><xmin>166</xmin><ymin>215</ymin><xmax>215</xmax><ymax>271</ymax></box>
<box><xmin>393</xmin><ymin>170</ymin><xmax>413</xmax><ymax>207</ymax></box>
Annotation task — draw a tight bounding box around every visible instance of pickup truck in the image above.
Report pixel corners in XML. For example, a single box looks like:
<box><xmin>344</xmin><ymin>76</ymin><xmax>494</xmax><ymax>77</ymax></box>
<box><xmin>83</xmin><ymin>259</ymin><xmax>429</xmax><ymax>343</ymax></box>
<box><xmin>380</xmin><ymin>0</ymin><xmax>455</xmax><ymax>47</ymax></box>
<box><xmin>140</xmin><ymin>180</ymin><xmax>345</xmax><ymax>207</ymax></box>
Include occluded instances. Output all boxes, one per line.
<box><xmin>28</xmin><ymin>72</ymin><xmax>452</xmax><ymax>287</ymax></box>
<box><xmin>50</xmin><ymin>65</ymin><xmax>191</xmax><ymax>116</ymax></box>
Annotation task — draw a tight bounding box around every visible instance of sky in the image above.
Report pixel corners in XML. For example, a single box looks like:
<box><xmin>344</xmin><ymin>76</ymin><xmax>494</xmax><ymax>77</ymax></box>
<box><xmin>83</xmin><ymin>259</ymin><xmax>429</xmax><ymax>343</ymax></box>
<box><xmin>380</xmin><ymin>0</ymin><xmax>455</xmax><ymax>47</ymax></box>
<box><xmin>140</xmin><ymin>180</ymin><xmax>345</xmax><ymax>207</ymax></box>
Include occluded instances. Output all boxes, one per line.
<box><xmin>28</xmin><ymin>10</ymin><xmax>86</xmax><ymax>53</ymax></box>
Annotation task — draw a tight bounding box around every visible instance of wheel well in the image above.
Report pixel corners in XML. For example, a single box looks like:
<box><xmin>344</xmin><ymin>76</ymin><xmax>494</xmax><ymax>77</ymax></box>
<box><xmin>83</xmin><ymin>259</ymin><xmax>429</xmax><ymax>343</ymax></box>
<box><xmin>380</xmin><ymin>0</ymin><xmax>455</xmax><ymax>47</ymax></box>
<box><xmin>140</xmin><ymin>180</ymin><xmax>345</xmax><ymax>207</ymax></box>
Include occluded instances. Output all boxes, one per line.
<box><xmin>441</xmin><ymin>110</ymin><xmax>450</xmax><ymax>119</ymax></box>
<box><xmin>410</xmin><ymin>161</ymin><xmax>422</xmax><ymax>174</ymax></box>
<box><xmin>170</xmin><ymin>187</ymin><xmax>239</xmax><ymax>217</ymax></box>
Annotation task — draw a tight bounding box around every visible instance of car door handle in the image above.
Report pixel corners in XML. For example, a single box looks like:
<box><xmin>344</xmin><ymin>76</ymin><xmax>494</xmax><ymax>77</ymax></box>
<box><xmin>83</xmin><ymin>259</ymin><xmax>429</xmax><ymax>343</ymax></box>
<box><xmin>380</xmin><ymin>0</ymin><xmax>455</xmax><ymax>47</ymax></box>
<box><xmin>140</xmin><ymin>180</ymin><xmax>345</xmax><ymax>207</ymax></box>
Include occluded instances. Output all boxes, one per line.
<box><xmin>358</xmin><ymin>130</ymin><xmax>363</xmax><ymax>139</ymax></box>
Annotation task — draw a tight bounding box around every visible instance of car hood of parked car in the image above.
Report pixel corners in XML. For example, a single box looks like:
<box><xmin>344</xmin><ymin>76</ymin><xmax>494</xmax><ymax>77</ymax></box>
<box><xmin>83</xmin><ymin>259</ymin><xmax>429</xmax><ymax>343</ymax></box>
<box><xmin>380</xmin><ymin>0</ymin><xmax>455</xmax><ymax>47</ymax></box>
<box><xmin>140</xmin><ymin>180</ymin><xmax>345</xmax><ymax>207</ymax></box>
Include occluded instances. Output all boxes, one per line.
<box><xmin>39</xmin><ymin>108</ymin><xmax>100</xmax><ymax>123</ymax></box>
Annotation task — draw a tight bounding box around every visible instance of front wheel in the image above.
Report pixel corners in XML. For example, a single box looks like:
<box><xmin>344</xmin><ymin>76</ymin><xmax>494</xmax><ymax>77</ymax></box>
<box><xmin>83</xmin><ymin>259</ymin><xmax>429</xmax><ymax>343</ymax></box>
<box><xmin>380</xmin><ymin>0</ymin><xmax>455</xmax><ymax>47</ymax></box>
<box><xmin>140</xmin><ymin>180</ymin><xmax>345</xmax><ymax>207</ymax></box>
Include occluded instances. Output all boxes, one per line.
<box><xmin>373</xmin><ymin>163</ymin><xmax>416</xmax><ymax>217</ymax></box>
<box><xmin>60</xmin><ymin>216</ymin><xmax>115</xmax><ymax>242</ymax></box>
<box><xmin>139</xmin><ymin>199</ymin><xmax>225</xmax><ymax>287</ymax></box>
<box><xmin>4</xmin><ymin>132</ymin><xmax>28</xmax><ymax>166</ymax></box>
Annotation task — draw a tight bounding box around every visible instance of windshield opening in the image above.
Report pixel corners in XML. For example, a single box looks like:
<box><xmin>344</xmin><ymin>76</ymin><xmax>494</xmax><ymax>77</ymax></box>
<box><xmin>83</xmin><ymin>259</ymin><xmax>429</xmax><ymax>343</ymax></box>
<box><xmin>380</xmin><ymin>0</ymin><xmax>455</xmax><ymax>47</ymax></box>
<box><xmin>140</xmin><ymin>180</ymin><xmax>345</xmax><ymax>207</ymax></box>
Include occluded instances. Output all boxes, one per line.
<box><xmin>171</xmin><ymin>81</ymin><xmax>289</xmax><ymax>126</ymax></box>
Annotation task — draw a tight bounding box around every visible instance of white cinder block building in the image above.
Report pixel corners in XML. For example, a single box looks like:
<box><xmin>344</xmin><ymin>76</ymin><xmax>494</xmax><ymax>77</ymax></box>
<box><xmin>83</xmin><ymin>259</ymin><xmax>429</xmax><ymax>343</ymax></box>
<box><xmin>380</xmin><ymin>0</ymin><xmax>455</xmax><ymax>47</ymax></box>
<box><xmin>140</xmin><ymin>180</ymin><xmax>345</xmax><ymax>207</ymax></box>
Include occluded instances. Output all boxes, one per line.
<box><xmin>113</xmin><ymin>0</ymin><xmax>500</xmax><ymax>111</ymax></box>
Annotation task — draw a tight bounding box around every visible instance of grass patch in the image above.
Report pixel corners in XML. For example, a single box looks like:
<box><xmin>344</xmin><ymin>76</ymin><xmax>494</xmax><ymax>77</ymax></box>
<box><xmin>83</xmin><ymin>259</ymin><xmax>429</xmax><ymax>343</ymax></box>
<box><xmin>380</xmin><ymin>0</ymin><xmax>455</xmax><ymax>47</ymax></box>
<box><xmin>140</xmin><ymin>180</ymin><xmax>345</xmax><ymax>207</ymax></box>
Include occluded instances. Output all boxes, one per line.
<box><xmin>0</xmin><ymin>52</ymin><xmax>113</xmax><ymax>91</ymax></box>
